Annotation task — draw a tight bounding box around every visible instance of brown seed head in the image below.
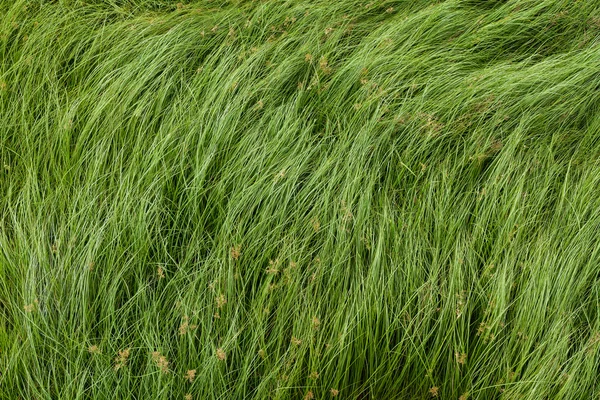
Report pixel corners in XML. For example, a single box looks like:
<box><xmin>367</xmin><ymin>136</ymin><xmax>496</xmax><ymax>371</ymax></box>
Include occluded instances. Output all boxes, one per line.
<box><xmin>291</xmin><ymin>336</ymin><xmax>302</xmax><ymax>346</ymax></box>
<box><xmin>312</xmin><ymin>316</ymin><xmax>320</xmax><ymax>330</ymax></box>
<box><xmin>185</xmin><ymin>369</ymin><xmax>196</xmax><ymax>383</ymax></box>
<box><xmin>179</xmin><ymin>316</ymin><xmax>197</xmax><ymax>335</ymax></box>
<box><xmin>429</xmin><ymin>386</ymin><xmax>439</xmax><ymax>397</ymax></box>
<box><xmin>216</xmin><ymin>293</ymin><xmax>227</xmax><ymax>308</ymax></box>
<box><xmin>455</xmin><ymin>352</ymin><xmax>467</xmax><ymax>365</ymax></box>
<box><xmin>216</xmin><ymin>348</ymin><xmax>226</xmax><ymax>361</ymax></box>
<box><xmin>88</xmin><ymin>345</ymin><xmax>101</xmax><ymax>354</ymax></box>
<box><xmin>230</xmin><ymin>245</ymin><xmax>241</xmax><ymax>260</ymax></box>
<box><xmin>310</xmin><ymin>217</ymin><xmax>320</xmax><ymax>232</ymax></box>
<box><xmin>114</xmin><ymin>348</ymin><xmax>131</xmax><ymax>370</ymax></box>
<box><xmin>319</xmin><ymin>57</ymin><xmax>331</xmax><ymax>74</ymax></box>
<box><xmin>151</xmin><ymin>351</ymin><xmax>170</xmax><ymax>374</ymax></box>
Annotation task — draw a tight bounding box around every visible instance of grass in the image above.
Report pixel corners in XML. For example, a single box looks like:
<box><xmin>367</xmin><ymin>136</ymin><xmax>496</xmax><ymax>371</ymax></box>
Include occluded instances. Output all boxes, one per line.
<box><xmin>0</xmin><ymin>0</ymin><xmax>599</xmax><ymax>398</ymax></box>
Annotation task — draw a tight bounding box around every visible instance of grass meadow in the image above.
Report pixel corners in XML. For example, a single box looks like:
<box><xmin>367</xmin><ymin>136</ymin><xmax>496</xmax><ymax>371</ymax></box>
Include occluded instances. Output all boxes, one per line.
<box><xmin>1</xmin><ymin>0</ymin><xmax>600</xmax><ymax>398</ymax></box>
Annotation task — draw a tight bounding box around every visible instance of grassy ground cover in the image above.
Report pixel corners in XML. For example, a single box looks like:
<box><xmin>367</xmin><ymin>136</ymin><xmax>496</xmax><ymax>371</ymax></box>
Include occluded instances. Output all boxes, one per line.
<box><xmin>1</xmin><ymin>0</ymin><xmax>600</xmax><ymax>398</ymax></box>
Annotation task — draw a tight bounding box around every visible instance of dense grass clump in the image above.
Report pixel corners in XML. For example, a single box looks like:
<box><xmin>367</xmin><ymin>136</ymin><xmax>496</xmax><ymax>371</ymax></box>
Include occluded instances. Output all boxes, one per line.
<box><xmin>1</xmin><ymin>0</ymin><xmax>600</xmax><ymax>398</ymax></box>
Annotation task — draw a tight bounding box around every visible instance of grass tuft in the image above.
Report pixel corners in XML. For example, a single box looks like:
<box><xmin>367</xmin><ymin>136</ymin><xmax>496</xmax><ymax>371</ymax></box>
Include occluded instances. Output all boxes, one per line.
<box><xmin>1</xmin><ymin>0</ymin><xmax>600</xmax><ymax>398</ymax></box>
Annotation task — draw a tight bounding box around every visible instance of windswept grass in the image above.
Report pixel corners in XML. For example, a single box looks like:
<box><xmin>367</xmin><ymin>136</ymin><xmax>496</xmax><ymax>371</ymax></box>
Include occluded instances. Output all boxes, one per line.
<box><xmin>1</xmin><ymin>0</ymin><xmax>599</xmax><ymax>398</ymax></box>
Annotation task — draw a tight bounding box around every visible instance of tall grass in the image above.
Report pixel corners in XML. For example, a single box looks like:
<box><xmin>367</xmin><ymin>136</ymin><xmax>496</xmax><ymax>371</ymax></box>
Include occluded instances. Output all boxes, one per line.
<box><xmin>1</xmin><ymin>0</ymin><xmax>599</xmax><ymax>398</ymax></box>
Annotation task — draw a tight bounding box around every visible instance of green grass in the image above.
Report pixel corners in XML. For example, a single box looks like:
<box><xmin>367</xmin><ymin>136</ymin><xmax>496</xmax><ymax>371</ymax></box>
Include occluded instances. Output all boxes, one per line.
<box><xmin>1</xmin><ymin>0</ymin><xmax>600</xmax><ymax>398</ymax></box>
